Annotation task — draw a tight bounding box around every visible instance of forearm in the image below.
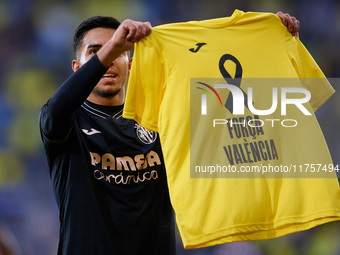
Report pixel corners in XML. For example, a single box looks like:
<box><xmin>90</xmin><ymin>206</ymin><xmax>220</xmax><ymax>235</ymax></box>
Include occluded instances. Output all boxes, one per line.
<box><xmin>47</xmin><ymin>54</ymin><xmax>107</xmax><ymax>119</ymax></box>
<box><xmin>97</xmin><ymin>38</ymin><xmax>128</xmax><ymax>68</ymax></box>
<box><xmin>40</xmin><ymin>55</ymin><xmax>107</xmax><ymax>140</ymax></box>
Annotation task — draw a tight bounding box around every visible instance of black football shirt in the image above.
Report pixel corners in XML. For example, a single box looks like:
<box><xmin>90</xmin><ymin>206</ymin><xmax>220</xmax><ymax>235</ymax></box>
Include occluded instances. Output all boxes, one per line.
<box><xmin>39</xmin><ymin>55</ymin><xmax>175</xmax><ymax>255</ymax></box>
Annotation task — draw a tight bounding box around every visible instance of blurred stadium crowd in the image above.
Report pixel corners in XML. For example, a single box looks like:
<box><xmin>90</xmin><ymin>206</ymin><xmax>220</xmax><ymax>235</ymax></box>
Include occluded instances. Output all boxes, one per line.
<box><xmin>0</xmin><ymin>0</ymin><xmax>339</xmax><ymax>254</ymax></box>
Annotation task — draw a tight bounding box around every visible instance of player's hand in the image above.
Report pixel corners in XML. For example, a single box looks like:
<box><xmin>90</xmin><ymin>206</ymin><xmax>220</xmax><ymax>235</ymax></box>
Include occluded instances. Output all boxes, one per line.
<box><xmin>98</xmin><ymin>19</ymin><xmax>152</xmax><ymax>67</ymax></box>
<box><xmin>112</xmin><ymin>19</ymin><xmax>152</xmax><ymax>51</ymax></box>
<box><xmin>276</xmin><ymin>11</ymin><xmax>300</xmax><ymax>38</ymax></box>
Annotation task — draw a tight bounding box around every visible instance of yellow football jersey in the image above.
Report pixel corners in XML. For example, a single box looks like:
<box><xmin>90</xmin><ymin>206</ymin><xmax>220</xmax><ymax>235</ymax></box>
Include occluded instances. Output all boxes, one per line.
<box><xmin>123</xmin><ymin>10</ymin><xmax>340</xmax><ymax>248</ymax></box>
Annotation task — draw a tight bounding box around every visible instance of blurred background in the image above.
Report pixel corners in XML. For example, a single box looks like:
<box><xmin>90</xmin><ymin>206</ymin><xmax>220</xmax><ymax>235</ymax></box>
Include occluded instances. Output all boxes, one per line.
<box><xmin>0</xmin><ymin>0</ymin><xmax>339</xmax><ymax>254</ymax></box>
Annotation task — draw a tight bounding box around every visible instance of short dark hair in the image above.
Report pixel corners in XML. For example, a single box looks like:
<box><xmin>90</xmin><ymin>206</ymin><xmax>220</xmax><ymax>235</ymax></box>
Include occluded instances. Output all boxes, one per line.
<box><xmin>73</xmin><ymin>16</ymin><xmax>121</xmax><ymax>58</ymax></box>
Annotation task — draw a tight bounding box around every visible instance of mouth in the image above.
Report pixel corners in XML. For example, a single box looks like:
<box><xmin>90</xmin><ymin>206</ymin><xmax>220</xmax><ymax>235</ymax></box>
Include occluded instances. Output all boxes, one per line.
<box><xmin>101</xmin><ymin>73</ymin><xmax>117</xmax><ymax>81</ymax></box>
<box><xmin>103</xmin><ymin>73</ymin><xmax>117</xmax><ymax>78</ymax></box>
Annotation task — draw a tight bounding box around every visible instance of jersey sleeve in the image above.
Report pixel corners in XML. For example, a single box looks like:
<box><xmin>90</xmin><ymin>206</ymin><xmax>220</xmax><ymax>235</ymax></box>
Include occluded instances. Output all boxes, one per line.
<box><xmin>40</xmin><ymin>54</ymin><xmax>108</xmax><ymax>142</ymax></box>
<box><xmin>285</xmin><ymin>35</ymin><xmax>335</xmax><ymax>112</ymax></box>
<box><xmin>123</xmin><ymin>34</ymin><xmax>165</xmax><ymax>132</ymax></box>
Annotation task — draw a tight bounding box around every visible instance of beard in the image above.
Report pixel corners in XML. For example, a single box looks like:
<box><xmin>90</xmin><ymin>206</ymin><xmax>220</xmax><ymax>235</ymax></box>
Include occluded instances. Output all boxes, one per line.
<box><xmin>92</xmin><ymin>85</ymin><xmax>122</xmax><ymax>98</ymax></box>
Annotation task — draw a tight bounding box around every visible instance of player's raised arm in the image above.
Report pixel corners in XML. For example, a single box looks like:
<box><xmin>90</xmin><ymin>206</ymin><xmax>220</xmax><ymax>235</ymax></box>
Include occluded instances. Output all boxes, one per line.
<box><xmin>97</xmin><ymin>19</ymin><xmax>152</xmax><ymax>68</ymax></box>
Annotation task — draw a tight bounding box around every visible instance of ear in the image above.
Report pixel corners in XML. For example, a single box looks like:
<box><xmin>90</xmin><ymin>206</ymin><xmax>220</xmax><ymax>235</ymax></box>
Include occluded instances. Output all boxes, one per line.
<box><xmin>72</xmin><ymin>59</ymin><xmax>81</xmax><ymax>72</ymax></box>
<box><xmin>128</xmin><ymin>57</ymin><xmax>133</xmax><ymax>75</ymax></box>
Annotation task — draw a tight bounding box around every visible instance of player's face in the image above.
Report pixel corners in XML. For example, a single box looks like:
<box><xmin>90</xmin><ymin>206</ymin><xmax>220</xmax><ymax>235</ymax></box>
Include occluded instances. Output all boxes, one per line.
<box><xmin>74</xmin><ymin>27</ymin><xmax>130</xmax><ymax>104</ymax></box>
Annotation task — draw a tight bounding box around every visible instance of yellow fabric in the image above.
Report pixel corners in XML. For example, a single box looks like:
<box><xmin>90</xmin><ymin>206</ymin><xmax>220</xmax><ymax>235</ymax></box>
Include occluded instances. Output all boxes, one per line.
<box><xmin>123</xmin><ymin>10</ymin><xmax>340</xmax><ymax>248</ymax></box>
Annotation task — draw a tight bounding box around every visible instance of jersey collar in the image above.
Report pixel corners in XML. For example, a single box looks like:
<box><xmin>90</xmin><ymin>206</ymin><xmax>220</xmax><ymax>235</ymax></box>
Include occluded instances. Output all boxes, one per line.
<box><xmin>81</xmin><ymin>100</ymin><xmax>124</xmax><ymax>119</ymax></box>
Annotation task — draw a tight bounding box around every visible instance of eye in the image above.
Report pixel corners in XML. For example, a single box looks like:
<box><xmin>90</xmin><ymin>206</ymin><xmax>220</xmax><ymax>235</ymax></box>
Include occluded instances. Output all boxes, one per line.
<box><xmin>89</xmin><ymin>49</ymin><xmax>98</xmax><ymax>54</ymax></box>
